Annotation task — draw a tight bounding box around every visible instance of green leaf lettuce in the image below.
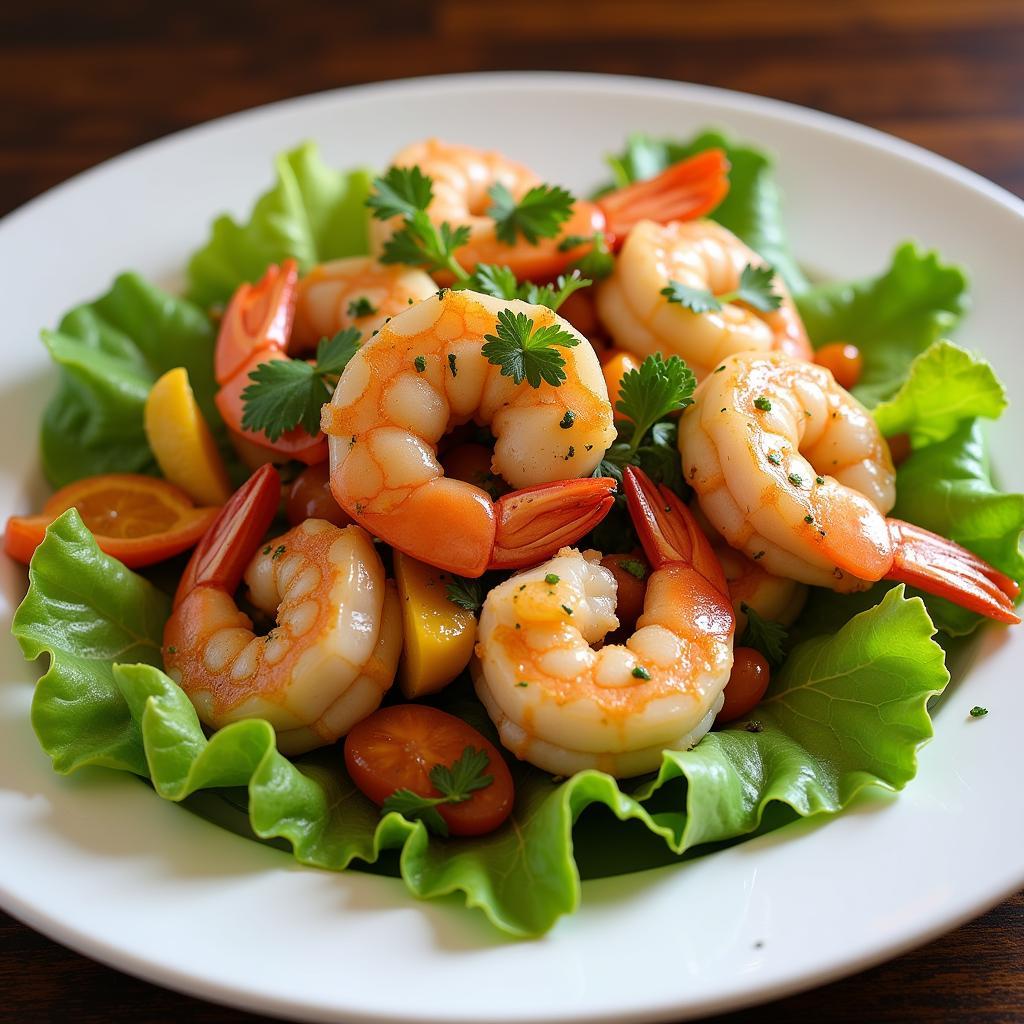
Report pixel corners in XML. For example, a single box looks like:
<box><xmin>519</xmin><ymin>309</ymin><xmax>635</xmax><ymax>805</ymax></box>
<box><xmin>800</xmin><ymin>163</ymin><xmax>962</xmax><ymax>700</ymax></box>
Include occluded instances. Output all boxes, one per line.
<box><xmin>13</xmin><ymin>515</ymin><xmax>950</xmax><ymax>936</ymax></box>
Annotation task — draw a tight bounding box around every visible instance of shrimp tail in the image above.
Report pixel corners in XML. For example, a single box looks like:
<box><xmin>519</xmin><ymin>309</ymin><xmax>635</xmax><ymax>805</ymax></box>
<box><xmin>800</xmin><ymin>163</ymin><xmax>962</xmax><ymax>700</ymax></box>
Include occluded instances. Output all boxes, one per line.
<box><xmin>886</xmin><ymin>519</ymin><xmax>1021</xmax><ymax>624</ymax></box>
<box><xmin>623</xmin><ymin>466</ymin><xmax>729</xmax><ymax>596</ymax></box>
<box><xmin>489</xmin><ymin>477</ymin><xmax>617</xmax><ymax>570</ymax></box>
<box><xmin>596</xmin><ymin>149</ymin><xmax>730</xmax><ymax>248</ymax></box>
<box><xmin>173</xmin><ymin>464</ymin><xmax>281</xmax><ymax>608</ymax></box>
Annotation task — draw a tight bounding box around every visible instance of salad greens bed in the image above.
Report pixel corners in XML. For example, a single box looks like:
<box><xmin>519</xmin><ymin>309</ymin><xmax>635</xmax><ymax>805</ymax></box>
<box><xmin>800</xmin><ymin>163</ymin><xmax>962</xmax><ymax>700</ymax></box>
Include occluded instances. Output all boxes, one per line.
<box><xmin>12</xmin><ymin>132</ymin><xmax>1023</xmax><ymax>937</ymax></box>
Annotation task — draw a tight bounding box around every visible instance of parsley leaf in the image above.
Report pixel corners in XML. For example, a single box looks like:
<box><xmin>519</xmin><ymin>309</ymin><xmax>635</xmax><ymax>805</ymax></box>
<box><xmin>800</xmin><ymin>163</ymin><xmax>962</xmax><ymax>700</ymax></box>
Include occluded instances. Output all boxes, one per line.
<box><xmin>240</xmin><ymin>328</ymin><xmax>360</xmax><ymax>441</ymax></box>
<box><xmin>446</xmin><ymin>576</ymin><xmax>485</xmax><ymax>613</ymax></box>
<box><xmin>366</xmin><ymin>165</ymin><xmax>433</xmax><ymax>220</ymax></box>
<box><xmin>559</xmin><ymin>231</ymin><xmax>615</xmax><ymax>279</ymax></box>
<box><xmin>616</xmin><ymin>353</ymin><xmax>696</xmax><ymax>454</ymax></box>
<box><xmin>482</xmin><ymin>308</ymin><xmax>580</xmax><ymax>388</ymax></box>
<box><xmin>380</xmin><ymin>745</ymin><xmax>495</xmax><ymax>837</ymax></box>
<box><xmin>488</xmin><ymin>182</ymin><xmax>575</xmax><ymax>246</ymax></box>
<box><xmin>740</xmin><ymin>603</ymin><xmax>788</xmax><ymax>667</ymax></box>
<box><xmin>661</xmin><ymin>263</ymin><xmax>782</xmax><ymax>314</ymax></box>
<box><xmin>463</xmin><ymin>265</ymin><xmax>592</xmax><ymax>312</ymax></box>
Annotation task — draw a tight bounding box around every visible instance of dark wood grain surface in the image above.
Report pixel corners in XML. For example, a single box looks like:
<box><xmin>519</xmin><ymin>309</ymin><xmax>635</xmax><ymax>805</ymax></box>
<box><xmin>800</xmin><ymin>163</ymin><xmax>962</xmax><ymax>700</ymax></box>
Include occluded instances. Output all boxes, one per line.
<box><xmin>1</xmin><ymin>1</ymin><xmax>1022</xmax><ymax>1021</ymax></box>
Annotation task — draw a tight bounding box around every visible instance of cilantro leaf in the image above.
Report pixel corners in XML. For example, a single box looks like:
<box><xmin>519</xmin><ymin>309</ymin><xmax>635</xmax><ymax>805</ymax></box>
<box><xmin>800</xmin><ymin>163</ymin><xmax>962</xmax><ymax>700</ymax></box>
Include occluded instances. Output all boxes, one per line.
<box><xmin>740</xmin><ymin>603</ymin><xmax>788</xmax><ymax>667</ymax></box>
<box><xmin>446</xmin><ymin>576</ymin><xmax>484</xmax><ymax>613</ymax></box>
<box><xmin>465</xmin><ymin>263</ymin><xmax>520</xmax><ymax>300</ymax></box>
<box><xmin>616</xmin><ymin>353</ymin><xmax>696</xmax><ymax>449</ymax></box>
<box><xmin>367</xmin><ymin>166</ymin><xmax>433</xmax><ymax>220</ymax></box>
<box><xmin>429</xmin><ymin>746</ymin><xmax>493</xmax><ymax>802</ymax></box>
<box><xmin>488</xmin><ymin>182</ymin><xmax>575</xmax><ymax>246</ymax></box>
<box><xmin>520</xmin><ymin>270</ymin><xmax>592</xmax><ymax>312</ymax></box>
<box><xmin>380</xmin><ymin>789</ymin><xmax>450</xmax><ymax>837</ymax></box>
<box><xmin>482</xmin><ymin>308</ymin><xmax>580</xmax><ymax>388</ymax></box>
<box><xmin>240</xmin><ymin>360</ymin><xmax>326</xmax><ymax>441</ymax></box>
<box><xmin>662</xmin><ymin>263</ymin><xmax>781</xmax><ymax>315</ymax></box>
<box><xmin>314</xmin><ymin>327</ymin><xmax>361</xmax><ymax>376</ymax></box>
<box><xmin>379</xmin><ymin>746</ymin><xmax>495</xmax><ymax>837</ymax></box>
<box><xmin>240</xmin><ymin>328</ymin><xmax>360</xmax><ymax>441</ymax></box>
<box><xmin>733</xmin><ymin>264</ymin><xmax>783</xmax><ymax>312</ymax></box>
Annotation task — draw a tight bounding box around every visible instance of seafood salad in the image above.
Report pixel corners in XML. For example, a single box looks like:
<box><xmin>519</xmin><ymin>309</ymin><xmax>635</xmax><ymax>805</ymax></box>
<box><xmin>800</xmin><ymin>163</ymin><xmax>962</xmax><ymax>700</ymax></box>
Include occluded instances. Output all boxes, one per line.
<box><xmin>10</xmin><ymin>130</ymin><xmax>1021</xmax><ymax>937</ymax></box>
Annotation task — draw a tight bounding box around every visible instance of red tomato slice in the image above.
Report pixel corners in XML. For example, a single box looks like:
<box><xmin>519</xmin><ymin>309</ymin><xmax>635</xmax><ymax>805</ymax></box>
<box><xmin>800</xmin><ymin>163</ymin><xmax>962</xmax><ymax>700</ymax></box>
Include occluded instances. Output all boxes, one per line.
<box><xmin>344</xmin><ymin>705</ymin><xmax>515</xmax><ymax>837</ymax></box>
<box><xmin>4</xmin><ymin>473</ymin><xmax>220</xmax><ymax>567</ymax></box>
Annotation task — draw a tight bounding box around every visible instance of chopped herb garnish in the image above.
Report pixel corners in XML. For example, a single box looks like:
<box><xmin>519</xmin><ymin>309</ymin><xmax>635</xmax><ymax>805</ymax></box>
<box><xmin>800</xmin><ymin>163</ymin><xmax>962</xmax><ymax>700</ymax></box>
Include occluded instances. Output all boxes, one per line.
<box><xmin>482</xmin><ymin>308</ymin><xmax>580</xmax><ymax>388</ymax></box>
<box><xmin>272</xmin><ymin>545</ymin><xmax>287</xmax><ymax>560</ymax></box>
<box><xmin>347</xmin><ymin>296</ymin><xmax>377</xmax><ymax>318</ymax></box>
<box><xmin>745</xmin><ymin>720</ymin><xmax>764</xmax><ymax>733</ymax></box>
<box><xmin>240</xmin><ymin>328</ymin><xmax>361</xmax><ymax>441</ymax></box>
<box><xmin>559</xmin><ymin>410</ymin><xmax>575</xmax><ymax>429</ymax></box>
<box><xmin>619</xmin><ymin>558</ymin><xmax>647</xmax><ymax>580</ymax></box>
<box><xmin>660</xmin><ymin>263</ymin><xmax>782</xmax><ymax>314</ymax></box>
<box><xmin>970</xmin><ymin>705</ymin><xmax>989</xmax><ymax>718</ymax></box>
<box><xmin>631</xmin><ymin>665</ymin><xmax>651</xmax><ymax>680</ymax></box>
<box><xmin>381</xmin><ymin>745</ymin><xmax>494</xmax><ymax>837</ymax></box>
<box><xmin>447</xmin><ymin>353</ymin><xmax>458</xmax><ymax>377</ymax></box>
<box><xmin>815</xmin><ymin>475</ymin><xmax>825</xmax><ymax>484</ymax></box>
<box><xmin>544</xmin><ymin>573</ymin><xmax>560</xmax><ymax>585</ymax></box>
<box><xmin>754</xmin><ymin>396</ymin><xmax>772</xmax><ymax>412</ymax></box>
<box><xmin>166</xmin><ymin>645</ymin><xmax>177</xmax><ymax>655</ymax></box>
<box><xmin>487</xmin><ymin>181</ymin><xmax>575</xmax><ymax>246</ymax></box>
<box><xmin>414</xmin><ymin>355</ymin><xmax>427</xmax><ymax>373</ymax></box>
<box><xmin>740</xmin><ymin>603</ymin><xmax>788</xmax><ymax>667</ymax></box>
<box><xmin>788</xmin><ymin>472</ymin><xmax>803</xmax><ymax>486</ymax></box>
<box><xmin>767</xmin><ymin>451</ymin><xmax>782</xmax><ymax>466</ymax></box>
<box><xmin>445</xmin><ymin>576</ymin><xmax>484</xmax><ymax>613</ymax></box>
<box><xmin>516</xmin><ymin>681</ymin><xmax>529</xmax><ymax>687</ymax></box>
<box><xmin>804</xmin><ymin>514</ymin><xmax>814</xmax><ymax>524</ymax></box>
<box><xmin>560</xmin><ymin>604</ymin><xmax>573</xmax><ymax>616</ymax></box>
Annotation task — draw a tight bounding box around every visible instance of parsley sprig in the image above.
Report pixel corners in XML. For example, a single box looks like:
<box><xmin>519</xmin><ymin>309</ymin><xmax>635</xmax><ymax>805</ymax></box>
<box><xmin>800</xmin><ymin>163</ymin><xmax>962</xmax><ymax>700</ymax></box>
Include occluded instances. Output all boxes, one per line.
<box><xmin>740</xmin><ymin>603</ymin><xmax>788</xmax><ymax>667</ymax></box>
<box><xmin>616</xmin><ymin>354</ymin><xmax>696</xmax><ymax>458</ymax></box>
<box><xmin>482</xmin><ymin>308</ymin><xmax>580</xmax><ymax>388</ymax></box>
<box><xmin>661</xmin><ymin>264</ymin><xmax>782</xmax><ymax>314</ymax></box>
<box><xmin>240</xmin><ymin>328</ymin><xmax>360</xmax><ymax>441</ymax></box>
<box><xmin>381</xmin><ymin>746</ymin><xmax>494</xmax><ymax>837</ymax></box>
<box><xmin>463</xmin><ymin>264</ymin><xmax>592</xmax><ymax>312</ymax></box>
<box><xmin>446</xmin><ymin>576</ymin><xmax>485</xmax><ymax>613</ymax></box>
<box><xmin>487</xmin><ymin>182</ymin><xmax>575</xmax><ymax>246</ymax></box>
<box><xmin>368</xmin><ymin>167</ymin><xmax>471</xmax><ymax>281</ymax></box>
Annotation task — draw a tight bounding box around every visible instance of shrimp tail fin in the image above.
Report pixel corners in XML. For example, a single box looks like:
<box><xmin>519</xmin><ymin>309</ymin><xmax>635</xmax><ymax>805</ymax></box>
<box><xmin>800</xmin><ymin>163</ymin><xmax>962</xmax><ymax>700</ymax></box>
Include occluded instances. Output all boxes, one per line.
<box><xmin>597</xmin><ymin>149</ymin><xmax>730</xmax><ymax>247</ymax></box>
<box><xmin>623</xmin><ymin>466</ymin><xmax>729</xmax><ymax>597</ymax></box>
<box><xmin>886</xmin><ymin>519</ymin><xmax>1021</xmax><ymax>624</ymax></box>
<box><xmin>489</xmin><ymin>477</ymin><xmax>616</xmax><ymax>571</ymax></box>
<box><xmin>174</xmin><ymin>464</ymin><xmax>281</xmax><ymax>608</ymax></box>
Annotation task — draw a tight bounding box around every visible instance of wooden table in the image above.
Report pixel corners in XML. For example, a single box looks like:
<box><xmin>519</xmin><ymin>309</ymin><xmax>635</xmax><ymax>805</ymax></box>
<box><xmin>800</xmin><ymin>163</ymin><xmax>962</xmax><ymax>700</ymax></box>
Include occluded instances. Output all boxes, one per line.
<box><xmin>2</xmin><ymin>1</ymin><xmax>1022</xmax><ymax>1020</ymax></box>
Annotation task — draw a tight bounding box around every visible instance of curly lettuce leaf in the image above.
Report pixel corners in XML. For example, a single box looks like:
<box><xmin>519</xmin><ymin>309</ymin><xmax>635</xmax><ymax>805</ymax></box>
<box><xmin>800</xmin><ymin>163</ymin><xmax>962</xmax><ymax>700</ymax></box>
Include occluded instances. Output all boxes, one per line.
<box><xmin>186</xmin><ymin>143</ymin><xmax>373</xmax><ymax>308</ymax></box>
<box><xmin>891</xmin><ymin>419</ymin><xmax>1024</xmax><ymax>635</ymax></box>
<box><xmin>873</xmin><ymin>340</ymin><xmax>1006</xmax><ymax>447</ymax></box>
<box><xmin>40</xmin><ymin>274</ymin><xmax>218</xmax><ymax>486</ymax></box>
<box><xmin>13</xmin><ymin>516</ymin><xmax>949</xmax><ymax>936</ymax></box>
<box><xmin>797</xmin><ymin>243</ymin><xmax>968</xmax><ymax>408</ymax></box>
<box><xmin>605</xmin><ymin>130</ymin><xmax>808</xmax><ymax>294</ymax></box>
<box><xmin>11</xmin><ymin>510</ymin><xmax>170</xmax><ymax>775</ymax></box>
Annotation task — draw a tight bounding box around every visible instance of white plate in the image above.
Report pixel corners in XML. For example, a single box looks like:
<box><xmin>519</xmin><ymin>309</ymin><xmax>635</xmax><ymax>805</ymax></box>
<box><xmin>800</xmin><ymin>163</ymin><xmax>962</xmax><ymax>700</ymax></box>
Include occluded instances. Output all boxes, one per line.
<box><xmin>1</xmin><ymin>72</ymin><xmax>1022</xmax><ymax>1023</ymax></box>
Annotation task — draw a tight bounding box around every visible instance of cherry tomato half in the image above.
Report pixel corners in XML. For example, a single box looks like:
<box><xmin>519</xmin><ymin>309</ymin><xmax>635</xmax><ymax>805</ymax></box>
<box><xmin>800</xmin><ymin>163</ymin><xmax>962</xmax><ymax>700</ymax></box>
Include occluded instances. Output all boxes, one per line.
<box><xmin>814</xmin><ymin>342</ymin><xmax>863</xmax><ymax>391</ymax></box>
<box><xmin>718</xmin><ymin>647</ymin><xmax>771</xmax><ymax>724</ymax></box>
<box><xmin>345</xmin><ymin>705</ymin><xmax>514</xmax><ymax>837</ymax></box>
<box><xmin>600</xmin><ymin>553</ymin><xmax>649</xmax><ymax>633</ymax></box>
<box><xmin>286</xmin><ymin>463</ymin><xmax>351</xmax><ymax>527</ymax></box>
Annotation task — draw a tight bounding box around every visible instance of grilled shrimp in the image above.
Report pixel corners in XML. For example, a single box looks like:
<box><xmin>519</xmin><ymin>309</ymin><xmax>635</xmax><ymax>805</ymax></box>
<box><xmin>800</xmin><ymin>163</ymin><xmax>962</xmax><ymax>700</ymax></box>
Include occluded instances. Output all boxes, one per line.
<box><xmin>596</xmin><ymin>220</ymin><xmax>812</xmax><ymax>378</ymax></box>
<box><xmin>321</xmin><ymin>288</ymin><xmax>618</xmax><ymax>577</ymax></box>
<box><xmin>473</xmin><ymin>467</ymin><xmax>735</xmax><ymax>778</ymax></box>
<box><xmin>164</xmin><ymin>466</ymin><xmax>401</xmax><ymax>754</ymax></box>
<box><xmin>370</xmin><ymin>139</ymin><xmax>729</xmax><ymax>282</ymax></box>
<box><xmin>678</xmin><ymin>351</ymin><xmax>1019</xmax><ymax>621</ymax></box>
<box><xmin>291</xmin><ymin>257</ymin><xmax>436</xmax><ymax>350</ymax></box>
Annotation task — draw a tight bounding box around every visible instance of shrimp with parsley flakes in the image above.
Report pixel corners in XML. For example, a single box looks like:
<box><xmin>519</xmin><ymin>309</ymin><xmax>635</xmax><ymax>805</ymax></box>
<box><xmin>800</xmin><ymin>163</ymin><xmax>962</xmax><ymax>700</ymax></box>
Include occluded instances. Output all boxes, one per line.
<box><xmin>321</xmin><ymin>288</ymin><xmax>618</xmax><ymax>578</ymax></box>
<box><xmin>596</xmin><ymin>220</ymin><xmax>812</xmax><ymax>379</ymax></box>
<box><xmin>678</xmin><ymin>351</ymin><xmax>1019</xmax><ymax>621</ymax></box>
<box><xmin>472</xmin><ymin>466</ymin><xmax>735</xmax><ymax>778</ymax></box>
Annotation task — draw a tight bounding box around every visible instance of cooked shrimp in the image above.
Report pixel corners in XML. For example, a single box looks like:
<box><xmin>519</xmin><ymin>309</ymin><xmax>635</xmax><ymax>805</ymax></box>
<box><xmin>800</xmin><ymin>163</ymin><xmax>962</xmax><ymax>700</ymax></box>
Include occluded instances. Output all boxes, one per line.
<box><xmin>164</xmin><ymin>466</ymin><xmax>401</xmax><ymax>754</ymax></box>
<box><xmin>678</xmin><ymin>351</ymin><xmax>1020</xmax><ymax>621</ymax></box>
<box><xmin>370</xmin><ymin>139</ymin><xmax>729</xmax><ymax>282</ymax></box>
<box><xmin>291</xmin><ymin>257</ymin><xmax>436</xmax><ymax>351</ymax></box>
<box><xmin>472</xmin><ymin>467</ymin><xmax>735</xmax><ymax>778</ymax></box>
<box><xmin>596</xmin><ymin>220</ymin><xmax>812</xmax><ymax>378</ymax></box>
<box><xmin>321</xmin><ymin>288</ymin><xmax>618</xmax><ymax>577</ymax></box>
